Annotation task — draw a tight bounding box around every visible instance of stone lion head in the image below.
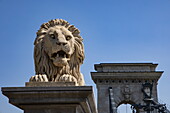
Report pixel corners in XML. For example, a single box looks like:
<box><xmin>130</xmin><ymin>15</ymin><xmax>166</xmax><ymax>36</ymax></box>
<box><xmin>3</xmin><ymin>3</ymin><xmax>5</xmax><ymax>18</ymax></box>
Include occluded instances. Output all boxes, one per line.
<box><xmin>30</xmin><ymin>19</ymin><xmax>85</xmax><ymax>86</ymax></box>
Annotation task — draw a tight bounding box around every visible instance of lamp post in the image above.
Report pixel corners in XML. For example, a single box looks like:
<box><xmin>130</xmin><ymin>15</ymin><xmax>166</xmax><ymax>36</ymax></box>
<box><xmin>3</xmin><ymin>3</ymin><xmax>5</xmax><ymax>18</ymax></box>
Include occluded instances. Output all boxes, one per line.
<box><xmin>142</xmin><ymin>83</ymin><xmax>153</xmax><ymax>113</ymax></box>
<box><xmin>142</xmin><ymin>83</ymin><xmax>152</xmax><ymax>99</ymax></box>
<box><xmin>131</xmin><ymin>83</ymin><xmax>167</xmax><ymax>113</ymax></box>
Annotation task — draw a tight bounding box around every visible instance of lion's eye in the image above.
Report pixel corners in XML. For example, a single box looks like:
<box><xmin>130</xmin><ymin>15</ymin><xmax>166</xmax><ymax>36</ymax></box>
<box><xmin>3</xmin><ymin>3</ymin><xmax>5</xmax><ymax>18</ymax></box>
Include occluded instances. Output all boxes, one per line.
<box><xmin>66</xmin><ymin>36</ymin><xmax>72</xmax><ymax>40</ymax></box>
<box><xmin>50</xmin><ymin>34</ymin><xmax>55</xmax><ymax>39</ymax></box>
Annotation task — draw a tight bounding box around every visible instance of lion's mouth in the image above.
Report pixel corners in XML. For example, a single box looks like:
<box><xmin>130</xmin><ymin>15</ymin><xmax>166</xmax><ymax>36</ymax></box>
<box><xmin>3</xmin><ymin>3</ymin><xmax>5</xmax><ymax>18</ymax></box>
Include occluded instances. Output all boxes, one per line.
<box><xmin>51</xmin><ymin>50</ymin><xmax>70</xmax><ymax>59</ymax></box>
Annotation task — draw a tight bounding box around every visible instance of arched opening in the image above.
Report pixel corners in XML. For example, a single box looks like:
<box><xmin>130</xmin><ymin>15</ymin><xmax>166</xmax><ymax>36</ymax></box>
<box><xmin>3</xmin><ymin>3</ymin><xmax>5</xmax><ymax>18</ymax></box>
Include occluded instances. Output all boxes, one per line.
<box><xmin>117</xmin><ymin>104</ymin><xmax>134</xmax><ymax>113</ymax></box>
<box><xmin>117</xmin><ymin>101</ymin><xmax>139</xmax><ymax>113</ymax></box>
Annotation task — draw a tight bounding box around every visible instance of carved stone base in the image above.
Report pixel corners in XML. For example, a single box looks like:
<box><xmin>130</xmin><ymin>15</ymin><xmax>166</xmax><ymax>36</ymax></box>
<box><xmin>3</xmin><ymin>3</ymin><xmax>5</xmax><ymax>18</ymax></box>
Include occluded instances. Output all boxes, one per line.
<box><xmin>2</xmin><ymin>86</ymin><xmax>97</xmax><ymax>113</ymax></box>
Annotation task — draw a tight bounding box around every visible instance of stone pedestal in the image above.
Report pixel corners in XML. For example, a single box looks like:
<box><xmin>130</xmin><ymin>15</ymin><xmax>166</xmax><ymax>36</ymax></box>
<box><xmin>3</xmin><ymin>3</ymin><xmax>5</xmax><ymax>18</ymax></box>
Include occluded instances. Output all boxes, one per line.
<box><xmin>2</xmin><ymin>86</ymin><xmax>97</xmax><ymax>113</ymax></box>
<box><xmin>91</xmin><ymin>63</ymin><xmax>163</xmax><ymax>113</ymax></box>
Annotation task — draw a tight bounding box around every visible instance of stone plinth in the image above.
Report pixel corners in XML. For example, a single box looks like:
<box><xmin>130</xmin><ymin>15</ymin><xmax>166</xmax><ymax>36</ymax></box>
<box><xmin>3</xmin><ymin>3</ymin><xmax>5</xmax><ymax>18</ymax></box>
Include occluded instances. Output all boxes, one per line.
<box><xmin>91</xmin><ymin>63</ymin><xmax>163</xmax><ymax>113</ymax></box>
<box><xmin>2</xmin><ymin>86</ymin><xmax>97</xmax><ymax>113</ymax></box>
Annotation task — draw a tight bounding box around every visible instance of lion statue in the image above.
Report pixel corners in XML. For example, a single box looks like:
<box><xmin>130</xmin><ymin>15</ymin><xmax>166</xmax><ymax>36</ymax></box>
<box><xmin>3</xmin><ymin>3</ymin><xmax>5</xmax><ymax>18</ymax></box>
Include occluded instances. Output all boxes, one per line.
<box><xmin>29</xmin><ymin>19</ymin><xmax>85</xmax><ymax>86</ymax></box>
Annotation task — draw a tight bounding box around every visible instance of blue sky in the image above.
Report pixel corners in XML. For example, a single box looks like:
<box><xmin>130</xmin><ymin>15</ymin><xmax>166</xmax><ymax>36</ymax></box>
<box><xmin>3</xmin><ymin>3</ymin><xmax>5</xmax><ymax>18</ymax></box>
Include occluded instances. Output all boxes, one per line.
<box><xmin>0</xmin><ymin>0</ymin><xmax>170</xmax><ymax>113</ymax></box>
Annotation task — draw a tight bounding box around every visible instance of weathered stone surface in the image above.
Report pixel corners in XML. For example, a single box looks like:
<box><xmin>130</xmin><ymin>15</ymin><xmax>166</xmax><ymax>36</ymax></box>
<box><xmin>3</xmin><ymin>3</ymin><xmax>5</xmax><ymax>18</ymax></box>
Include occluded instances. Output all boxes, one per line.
<box><xmin>91</xmin><ymin>63</ymin><xmax>163</xmax><ymax>113</ymax></box>
<box><xmin>30</xmin><ymin>19</ymin><xmax>85</xmax><ymax>86</ymax></box>
<box><xmin>2</xmin><ymin>86</ymin><xmax>97</xmax><ymax>113</ymax></box>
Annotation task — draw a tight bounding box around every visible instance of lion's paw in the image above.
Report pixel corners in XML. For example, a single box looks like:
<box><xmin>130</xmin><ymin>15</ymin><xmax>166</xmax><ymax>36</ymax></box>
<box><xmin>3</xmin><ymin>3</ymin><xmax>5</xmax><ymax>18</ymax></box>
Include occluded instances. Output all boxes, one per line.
<box><xmin>59</xmin><ymin>74</ymin><xmax>77</xmax><ymax>83</ymax></box>
<box><xmin>29</xmin><ymin>74</ymin><xmax>48</xmax><ymax>82</ymax></box>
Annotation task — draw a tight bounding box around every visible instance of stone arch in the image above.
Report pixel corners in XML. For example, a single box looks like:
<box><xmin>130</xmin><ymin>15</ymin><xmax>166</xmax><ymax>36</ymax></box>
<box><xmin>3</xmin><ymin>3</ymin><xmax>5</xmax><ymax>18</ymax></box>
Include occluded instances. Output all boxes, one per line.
<box><xmin>117</xmin><ymin>100</ymin><xmax>136</xmax><ymax>107</ymax></box>
<box><xmin>117</xmin><ymin>101</ymin><xmax>139</xmax><ymax>113</ymax></box>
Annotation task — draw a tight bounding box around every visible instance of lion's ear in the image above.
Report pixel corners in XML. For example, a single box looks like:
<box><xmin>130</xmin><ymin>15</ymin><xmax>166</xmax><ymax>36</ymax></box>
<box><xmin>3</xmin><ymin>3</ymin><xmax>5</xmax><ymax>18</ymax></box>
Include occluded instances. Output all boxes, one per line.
<box><xmin>34</xmin><ymin>34</ymin><xmax>46</xmax><ymax>45</ymax></box>
<box><xmin>36</xmin><ymin>30</ymin><xmax>46</xmax><ymax>38</ymax></box>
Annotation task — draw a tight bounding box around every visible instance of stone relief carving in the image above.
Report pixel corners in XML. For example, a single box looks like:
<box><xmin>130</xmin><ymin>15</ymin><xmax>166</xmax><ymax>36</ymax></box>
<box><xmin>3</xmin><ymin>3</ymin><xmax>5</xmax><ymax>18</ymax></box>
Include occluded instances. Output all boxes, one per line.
<box><xmin>29</xmin><ymin>19</ymin><xmax>85</xmax><ymax>86</ymax></box>
<box><xmin>122</xmin><ymin>85</ymin><xmax>132</xmax><ymax>101</ymax></box>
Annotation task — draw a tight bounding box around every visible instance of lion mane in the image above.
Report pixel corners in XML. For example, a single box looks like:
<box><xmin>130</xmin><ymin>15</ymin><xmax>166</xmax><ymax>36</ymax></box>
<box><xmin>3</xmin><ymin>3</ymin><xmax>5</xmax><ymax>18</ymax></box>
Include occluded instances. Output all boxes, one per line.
<box><xmin>31</xmin><ymin>19</ymin><xmax>85</xmax><ymax>86</ymax></box>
